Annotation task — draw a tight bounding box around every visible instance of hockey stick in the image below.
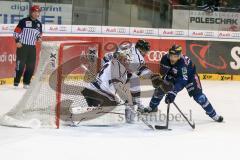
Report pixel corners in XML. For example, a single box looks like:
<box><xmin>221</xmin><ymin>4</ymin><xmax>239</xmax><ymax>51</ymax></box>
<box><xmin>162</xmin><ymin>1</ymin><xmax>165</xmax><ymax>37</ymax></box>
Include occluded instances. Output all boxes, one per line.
<box><xmin>155</xmin><ymin>101</ymin><xmax>195</xmax><ymax>130</ymax></box>
<box><xmin>172</xmin><ymin>102</ymin><xmax>195</xmax><ymax>129</ymax></box>
<box><xmin>155</xmin><ymin>102</ymin><xmax>171</xmax><ymax>130</ymax></box>
<box><xmin>75</xmin><ymin>64</ymin><xmax>155</xmax><ymax>130</ymax></box>
<box><xmin>131</xmin><ymin>109</ymin><xmax>155</xmax><ymax>130</ymax></box>
<box><xmin>154</xmin><ymin>79</ymin><xmax>195</xmax><ymax>130</ymax></box>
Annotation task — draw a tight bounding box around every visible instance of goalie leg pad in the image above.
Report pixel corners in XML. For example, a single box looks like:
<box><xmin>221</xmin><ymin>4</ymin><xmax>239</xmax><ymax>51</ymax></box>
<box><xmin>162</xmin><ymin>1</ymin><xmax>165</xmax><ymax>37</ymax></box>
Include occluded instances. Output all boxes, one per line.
<box><xmin>125</xmin><ymin>106</ymin><xmax>136</xmax><ymax>123</ymax></box>
<box><xmin>82</xmin><ymin>88</ymin><xmax>117</xmax><ymax>107</ymax></box>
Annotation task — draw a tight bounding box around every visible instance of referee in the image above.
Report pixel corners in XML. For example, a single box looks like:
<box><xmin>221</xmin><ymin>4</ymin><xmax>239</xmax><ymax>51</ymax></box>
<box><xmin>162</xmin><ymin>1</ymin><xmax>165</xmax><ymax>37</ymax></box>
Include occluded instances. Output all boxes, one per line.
<box><xmin>13</xmin><ymin>5</ymin><xmax>42</xmax><ymax>89</ymax></box>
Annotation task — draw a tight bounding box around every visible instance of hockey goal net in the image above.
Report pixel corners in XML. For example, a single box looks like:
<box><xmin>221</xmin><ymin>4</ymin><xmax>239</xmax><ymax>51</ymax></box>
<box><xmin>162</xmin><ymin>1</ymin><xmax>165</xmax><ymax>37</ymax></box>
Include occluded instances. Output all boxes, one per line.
<box><xmin>0</xmin><ymin>41</ymin><xmax>124</xmax><ymax>129</ymax></box>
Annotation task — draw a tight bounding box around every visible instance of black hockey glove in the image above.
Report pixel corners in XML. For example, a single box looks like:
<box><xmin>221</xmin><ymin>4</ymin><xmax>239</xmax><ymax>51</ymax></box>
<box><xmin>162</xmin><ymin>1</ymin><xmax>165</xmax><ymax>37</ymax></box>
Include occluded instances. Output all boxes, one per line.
<box><xmin>151</xmin><ymin>74</ymin><xmax>174</xmax><ymax>92</ymax></box>
<box><xmin>151</xmin><ymin>74</ymin><xmax>162</xmax><ymax>88</ymax></box>
<box><xmin>165</xmin><ymin>91</ymin><xmax>177</xmax><ymax>104</ymax></box>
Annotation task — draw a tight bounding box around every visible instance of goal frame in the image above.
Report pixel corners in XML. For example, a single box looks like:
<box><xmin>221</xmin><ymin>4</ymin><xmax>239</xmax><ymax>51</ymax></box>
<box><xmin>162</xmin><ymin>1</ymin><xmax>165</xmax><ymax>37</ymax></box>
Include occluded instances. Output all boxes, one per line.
<box><xmin>56</xmin><ymin>42</ymin><xmax>102</xmax><ymax>128</ymax></box>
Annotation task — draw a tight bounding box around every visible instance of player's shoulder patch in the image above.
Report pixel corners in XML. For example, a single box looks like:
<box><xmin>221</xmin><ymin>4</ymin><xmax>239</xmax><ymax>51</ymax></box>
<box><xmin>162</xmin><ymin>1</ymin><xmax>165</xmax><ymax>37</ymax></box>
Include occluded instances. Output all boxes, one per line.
<box><xmin>182</xmin><ymin>55</ymin><xmax>191</xmax><ymax>66</ymax></box>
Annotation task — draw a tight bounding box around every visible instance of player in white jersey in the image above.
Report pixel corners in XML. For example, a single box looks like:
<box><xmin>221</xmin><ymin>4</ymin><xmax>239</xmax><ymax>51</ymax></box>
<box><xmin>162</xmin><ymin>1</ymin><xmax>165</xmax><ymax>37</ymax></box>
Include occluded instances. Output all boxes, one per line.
<box><xmin>70</xmin><ymin>49</ymin><xmax>137</xmax><ymax>123</ymax></box>
<box><xmin>102</xmin><ymin>39</ymin><xmax>153</xmax><ymax>112</ymax></box>
<box><xmin>86</xmin><ymin>55</ymin><xmax>129</xmax><ymax>106</ymax></box>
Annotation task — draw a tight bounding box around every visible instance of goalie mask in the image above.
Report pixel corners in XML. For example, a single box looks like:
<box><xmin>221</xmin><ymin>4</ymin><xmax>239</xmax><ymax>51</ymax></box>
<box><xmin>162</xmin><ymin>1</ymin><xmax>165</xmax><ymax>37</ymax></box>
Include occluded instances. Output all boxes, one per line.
<box><xmin>116</xmin><ymin>49</ymin><xmax>131</xmax><ymax>66</ymax></box>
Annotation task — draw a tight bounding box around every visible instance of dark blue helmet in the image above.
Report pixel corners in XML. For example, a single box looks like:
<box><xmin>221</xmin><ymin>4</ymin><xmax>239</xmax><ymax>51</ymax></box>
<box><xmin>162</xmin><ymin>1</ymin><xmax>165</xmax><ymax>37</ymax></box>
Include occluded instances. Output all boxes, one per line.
<box><xmin>169</xmin><ymin>44</ymin><xmax>182</xmax><ymax>56</ymax></box>
<box><xmin>135</xmin><ymin>39</ymin><xmax>150</xmax><ymax>52</ymax></box>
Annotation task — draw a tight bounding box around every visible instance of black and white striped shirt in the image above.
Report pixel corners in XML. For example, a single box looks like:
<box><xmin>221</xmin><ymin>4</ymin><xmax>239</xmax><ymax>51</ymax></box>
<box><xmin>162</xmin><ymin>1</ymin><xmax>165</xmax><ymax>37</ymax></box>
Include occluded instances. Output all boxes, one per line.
<box><xmin>13</xmin><ymin>17</ymin><xmax>42</xmax><ymax>46</ymax></box>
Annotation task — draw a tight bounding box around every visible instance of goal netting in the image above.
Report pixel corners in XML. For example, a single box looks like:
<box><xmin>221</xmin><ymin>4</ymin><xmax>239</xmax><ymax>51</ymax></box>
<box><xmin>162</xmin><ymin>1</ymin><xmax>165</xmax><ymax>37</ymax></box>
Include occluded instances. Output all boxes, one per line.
<box><xmin>0</xmin><ymin>41</ymin><xmax>125</xmax><ymax>128</ymax></box>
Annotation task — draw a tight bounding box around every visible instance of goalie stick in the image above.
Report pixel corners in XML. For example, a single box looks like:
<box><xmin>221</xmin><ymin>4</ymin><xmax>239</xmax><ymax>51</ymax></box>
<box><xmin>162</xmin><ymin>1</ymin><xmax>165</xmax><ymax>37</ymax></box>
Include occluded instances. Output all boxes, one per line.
<box><xmin>71</xmin><ymin>64</ymin><xmax>155</xmax><ymax>130</ymax></box>
<box><xmin>130</xmin><ymin>108</ymin><xmax>155</xmax><ymax>130</ymax></box>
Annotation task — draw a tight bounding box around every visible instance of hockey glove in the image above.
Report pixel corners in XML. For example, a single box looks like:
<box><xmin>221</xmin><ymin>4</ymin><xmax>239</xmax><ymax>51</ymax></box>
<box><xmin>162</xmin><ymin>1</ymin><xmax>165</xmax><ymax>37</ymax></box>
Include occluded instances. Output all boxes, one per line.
<box><xmin>165</xmin><ymin>91</ymin><xmax>177</xmax><ymax>104</ymax></box>
<box><xmin>151</xmin><ymin>74</ymin><xmax>162</xmax><ymax>88</ymax></box>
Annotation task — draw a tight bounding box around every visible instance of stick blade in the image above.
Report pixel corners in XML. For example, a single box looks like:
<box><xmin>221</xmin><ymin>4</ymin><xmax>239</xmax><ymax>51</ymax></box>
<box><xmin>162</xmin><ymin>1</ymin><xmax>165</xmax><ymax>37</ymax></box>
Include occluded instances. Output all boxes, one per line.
<box><xmin>155</xmin><ymin>125</ymin><xmax>171</xmax><ymax>130</ymax></box>
<box><xmin>191</xmin><ymin>122</ymin><xmax>195</xmax><ymax>129</ymax></box>
<box><xmin>148</xmin><ymin>124</ymin><xmax>155</xmax><ymax>130</ymax></box>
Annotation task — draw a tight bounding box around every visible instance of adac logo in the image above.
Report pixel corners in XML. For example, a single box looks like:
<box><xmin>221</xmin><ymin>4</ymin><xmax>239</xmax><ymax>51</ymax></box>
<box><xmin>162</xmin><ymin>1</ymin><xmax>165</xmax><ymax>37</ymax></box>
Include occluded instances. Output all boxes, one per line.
<box><xmin>190</xmin><ymin>44</ymin><xmax>227</xmax><ymax>70</ymax></box>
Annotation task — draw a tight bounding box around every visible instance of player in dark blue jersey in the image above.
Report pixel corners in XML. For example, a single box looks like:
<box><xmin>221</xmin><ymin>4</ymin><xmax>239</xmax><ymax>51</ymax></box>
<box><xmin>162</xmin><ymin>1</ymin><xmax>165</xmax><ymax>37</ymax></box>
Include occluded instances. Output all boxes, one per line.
<box><xmin>145</xmin><ymin>45</ymin><xmax>223</xmax><ymax>122</ymax></box>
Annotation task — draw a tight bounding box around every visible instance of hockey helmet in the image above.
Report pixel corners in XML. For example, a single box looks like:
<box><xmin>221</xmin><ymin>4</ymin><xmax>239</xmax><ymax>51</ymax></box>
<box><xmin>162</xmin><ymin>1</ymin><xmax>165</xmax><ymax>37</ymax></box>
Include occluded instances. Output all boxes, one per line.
<box><xmin>169</xmin><ymin>44</ymin><xmax>182</xmax><ymax>56</ymax></box>
<box><xmin>135</xmin><ymin>39</ymin><xmax>150</xmax><ymax>52</ymax></box>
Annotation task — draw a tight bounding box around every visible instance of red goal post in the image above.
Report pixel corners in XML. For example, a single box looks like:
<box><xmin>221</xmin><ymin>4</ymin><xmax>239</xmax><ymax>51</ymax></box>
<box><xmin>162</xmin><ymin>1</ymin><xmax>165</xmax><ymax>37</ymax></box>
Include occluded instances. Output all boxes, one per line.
<box><xmin>56</xmin><ymin>42</ymin><xmax>102</xmax><ymax>128</ymax></box>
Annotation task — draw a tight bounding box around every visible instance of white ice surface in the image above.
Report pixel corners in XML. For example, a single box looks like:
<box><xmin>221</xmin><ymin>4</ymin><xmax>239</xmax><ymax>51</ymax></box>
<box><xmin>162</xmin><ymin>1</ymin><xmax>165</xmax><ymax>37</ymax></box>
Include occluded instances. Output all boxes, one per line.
<box><xmin>0</xmin><ymin>81</ymin><xmax>240</xmax><ymax>160</ymax></box>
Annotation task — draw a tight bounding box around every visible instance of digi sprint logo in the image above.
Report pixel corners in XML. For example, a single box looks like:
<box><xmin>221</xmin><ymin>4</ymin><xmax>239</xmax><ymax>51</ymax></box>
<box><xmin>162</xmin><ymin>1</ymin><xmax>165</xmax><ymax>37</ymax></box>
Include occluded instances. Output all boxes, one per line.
<box><xmin>48</xmin><ymin>47</ymin><xmax>192</xmax><ymax>124</ymax></box>
<box><xmin>0</xmin><ymin>2</ymin><xmax>68</xmax><ymax>24</ymax></box>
